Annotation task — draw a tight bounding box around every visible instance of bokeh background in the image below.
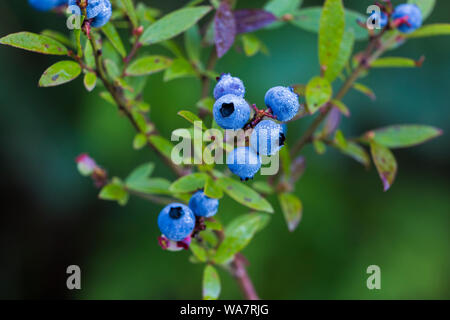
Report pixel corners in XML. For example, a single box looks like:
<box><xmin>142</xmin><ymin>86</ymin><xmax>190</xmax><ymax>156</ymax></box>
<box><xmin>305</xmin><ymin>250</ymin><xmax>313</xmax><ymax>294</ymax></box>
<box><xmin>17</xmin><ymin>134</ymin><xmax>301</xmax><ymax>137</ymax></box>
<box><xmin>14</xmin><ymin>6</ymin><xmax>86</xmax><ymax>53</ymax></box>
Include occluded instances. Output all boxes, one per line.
<box><xmin>0</xmin><ymin>0</ymin><xmax>449</xmax><ymax>299</ymax></box>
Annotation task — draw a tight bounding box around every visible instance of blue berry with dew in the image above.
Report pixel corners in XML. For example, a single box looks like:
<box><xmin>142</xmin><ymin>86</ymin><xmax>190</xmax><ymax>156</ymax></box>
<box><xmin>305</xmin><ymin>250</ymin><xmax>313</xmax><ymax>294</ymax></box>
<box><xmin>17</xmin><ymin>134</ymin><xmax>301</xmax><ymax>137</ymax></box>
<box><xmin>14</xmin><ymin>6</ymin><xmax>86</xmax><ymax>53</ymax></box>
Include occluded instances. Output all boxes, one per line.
<box><xmin>264</xmin><ymin>86</ymin><xmax>300</xmax><ymax>122</ymax></box>
<box><xmin>214</xmin><ymin>73</ymin><xmax>245</xmax><ymax>100</ymax></box>
<box><xmin>250</xmin><ymin>120</ymin><xmax>285</xmax><ymax>156</ymax></box>
<box><xmin>370</xmin><ymin>11</ymin><xmax>388</xmax><ymax>29</ymax></box>
<box><xmin>392</xmin><ymin>4</ymin><xmax>422</xmax><ymax>34</ymax></box>
<box><xmin>227</xmin><ymin>147</ymin><xmax>261</xmax><ymax>181</ymax></box>
<box><xmin>213</xmin><ymin>94</ymin><xmax>251</xmax><ymax>129</ymax></box>
<box><xmin>68</xmin><ymin>0</ymin><xmax>112</xmax><ymax>28</ymax></box>
<box><xmin>29</xmin><ymin>0</ymin><xmax>66</xmax><ymax>11</ymax></box>
<box><xmin>157</xmin><ymin>203</ymin><xmax>195</xmax><ymax>241</ymax></box>
<box><xmin>188</xmin><ymin>191</ymin><xmax>219</xmax><ymax>218</ymax></box>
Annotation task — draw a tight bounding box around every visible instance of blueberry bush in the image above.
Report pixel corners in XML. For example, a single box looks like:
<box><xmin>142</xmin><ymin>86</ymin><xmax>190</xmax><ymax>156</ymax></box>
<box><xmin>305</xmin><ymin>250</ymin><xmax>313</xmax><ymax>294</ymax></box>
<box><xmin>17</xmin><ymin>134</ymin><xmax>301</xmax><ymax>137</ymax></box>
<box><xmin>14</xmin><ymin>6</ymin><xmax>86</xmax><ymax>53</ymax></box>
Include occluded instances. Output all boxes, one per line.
<box><xmin>1</xmin><ymin>0</ymin><xmax>448</xmax><ymax>300</ymax></box>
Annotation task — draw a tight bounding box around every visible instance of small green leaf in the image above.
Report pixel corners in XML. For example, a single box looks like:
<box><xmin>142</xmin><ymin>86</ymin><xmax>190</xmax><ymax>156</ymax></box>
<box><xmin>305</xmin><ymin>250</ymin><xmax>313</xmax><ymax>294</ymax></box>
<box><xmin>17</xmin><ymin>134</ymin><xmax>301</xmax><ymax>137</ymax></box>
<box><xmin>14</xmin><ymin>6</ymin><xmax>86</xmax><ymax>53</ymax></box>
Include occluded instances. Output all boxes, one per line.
<box><xmin>84</xmin><ymin>40</ymin><xmax>95</xmax><ymax>69</ymax></box>
<box><xmin>126</xmin><ymin>55</ymin><xmax>172</xmax><ymax>76</ymax></box>
<box><xmin>99</xmin><ymin>182</ymin><xmax>129</xmax><ymax>206</ymax></box>
<box><xmin>102</xmin><ymin>22</ymin><xmax>126</xmax><ymax>58</ymax></box>
<box><xmin>148</xmin><ymin>135</ymin><xmax>174</xmax><ymax>159</ymax></box>
<box><xmin>214</xmin><ymin>213</ymin><xmax>270</xmax><ymax>264</ymax></box>
<box><xmin>39</xmin><ymin>61</ymin><xmax>81</xmax><ymax>87</ymax></box>
<box><xmin>319</xmin><ymin>0</ymin><xmax>345</xmax><ymax>72</ymax></box>
<box><xmin>252</xmin><ymin>181</ymin><xmax>274</xmax><ymax>195</ymax></box>
<box><xmin>265</xmin><ymin>0</ymin><xmax>302</xmax><ymax>17</ymax></box>
<box><xmin>408</xmin><ymin>0</ymin><xmax>435</xmax><ymax>20</ymax></box>
<box><xmin>120</xmin><ymin>0</ymin><xmax>139</xmax><ymax>28</ymax></box>
<box><xmin>40</xmin><ymin>30</ymin><xmax>73</xmax><ymax>48</ymax></box>
<box><xmin>370</xmin><ymin>142</ymin><xmax>397</xmax><ymax>192</ymax></box>
<box><xmin>216</xmin><ymin>177</ymin><xmax>274</xmax><ymax>213</ymax></box>
<box><xmin>190</xmin><ymin>240</ymin><xmax>208</xmax><ymax>263</ymax></box>
<box><xmin>0</xmin><ymin>32</ymin><xmax>68</xmax><ymax>55</ymax></box>
<box><xmin>185</xmin><ymin>24</ymin><xmax>202</xmax><ymax>65</ymax></box>
<box><xmin>330</xmin><ymin>99</ymin><xmax>350</xmax><ymax>117</ymax></box>
<box><xmin>366</xmin><ymin>125</ymin><xmax>443</xmax><ymax>149</ymax></box>
<box><xmin>241</xmin><ymin>34</ymin><xmax>264</xmax><ymax>56</ymax></box>
<box><xmin>279</xmin><ymin>144</ymin><xmax>291</xmax><ymax>178</ymax></box>
<box><xmin>371</xmin><ymin>57</ymin><xmax>421</xmax><ymax>68</ymax></box>
<box><xmin>353</xmin><ymin>82</ymin><xmax>376</xmax><ymax>100</ymax></box>
<box><xmin>334</xmin><ymin>129</ymin><xmax>347</xmax><ymax>148</ymax></box>
<box><xmin>99</xmin><ymin>91</ymin><xmax>117</xmax><ymax>106</ymax></box>
<box><xmin>333</xmin><ymin>141</ymin><xmax>370</xmax><ymax>167</ymax></box>
<box><xmin>325</xmin><ymin>31</ymin><xmax>354</xmax><ymax>82</ymax></box>
<box><xmin>127</xmin><ymin>178</ymin><xmax>172</xmax><ymax>195</ymax></box>
<box><xmin>204</xmin><ymin>176</ymin><xmax>223</xmax><ymax>199</ymax></box>
<box><xmin>133</xmin><ymin>133</ymin><xmax>147</xmax><ymax>150</ymax></box>
<box><xmin>306</xmin><ymin>76</ymin><xmax>332</xmax><ymax>114</ymax></box>
<box><xmin>278</xmin><ymin>193</ymin><xmax>303</xmax><ymax>232</ymax></box>
<box><xmin>83</xmin><ymin>72</ymin><xmax>97</xmax><ymax>92</ymax></box>
<box><xmin>205</xmin><ymin>219</ymin><xmax>223</xmax><ymax>231</ymax></box>
<box><xmin>141</xmin><ymin>6</ymin><xmax>211</xmax><ymax>45</ymax></box>
<box><xmin>178</xmin><ymin>110</ymin><xmax>206</xmax><ymax>130</ymax></box>
<box><xmin>163</xmin><ymin>58</ymin><xmax>197</xmax><ymax>81</ymax></box>
<box><xmin>125</xmin><ymin>162</ymin><xmax>155</xmax><ymax>185</ymax></box>
<box><xmin>104</xmin><ymin>59</ymin><xmax>121</xmax><ymax>79</ymax></box>
<box><xmin>406</xmin><ymin>24</ymin><xmax>450</xmax><ymax>38</ymax></box>
<box><xmin>203</xmin><ymin>265</ymin><xmax>221</xmax><ymax>300</ymax></box>
<box><xmin>196</xmin><ymin>97</ymin><xmax>215</xmax><ymax>112</ymax></box>
<box><xmin>313</xmin><ymin>140</ymin><xmax>326</xmax><ymax>155</ymax></box>
<box><xmin>169</xmin><ymin>173</ymin><xmax>209</xmax><ymax>193</ymax></box>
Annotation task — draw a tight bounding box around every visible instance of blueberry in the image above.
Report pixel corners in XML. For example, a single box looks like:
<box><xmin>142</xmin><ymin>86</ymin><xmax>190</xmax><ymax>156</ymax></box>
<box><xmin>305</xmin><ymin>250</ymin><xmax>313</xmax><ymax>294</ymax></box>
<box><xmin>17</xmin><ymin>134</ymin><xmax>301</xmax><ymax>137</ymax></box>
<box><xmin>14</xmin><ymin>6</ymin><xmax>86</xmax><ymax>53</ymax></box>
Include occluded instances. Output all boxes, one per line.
<box><xmin>157</xmin><ymin>203</ymin><xmax>195</xmax><ymax>241</ymax></box>
<box><xmin>29</xmin><ymin>0</ymin><xmax>65</xmax><ymax>11</ymax></box>
<box><xmin>250</xmin><ymin>120</ymin><xmax>285</xmax><ymax>156</ymax></box>
<box><xmin>68</xmin><ymin>0</ymin><xmax>112</xmax><ymax>28</ymax></box>
<box><xmin>188</xmin><ymin>191</ymin><xmax>219</xmax><ymax>218</ymax></box>
<box><xmin>370</xmin><ymin>11</ymin><xmax>388</xmax><ymax>29</ymax></box>
<box><xmin>213</xmin><ymin>94</ymin><xmax>251</xmax><ymax>129</ymax></box>
<box><xmin>392</xmin><ymin>4</ymin><xmax>422</xmax><ymax>34</ymax></box>
<box><xmin>227</xmin><ymin>147</ymin><xmax>261</xmax><ymax>180</ymax></box>
<box><xmin>264</xmin><ymin>86</ymin><xmax>300</xmax><ymax>122</ymax></box>
<box><xmin>214</xmin><ymin>74</ymin><xmax>245</xmax><ymax>100</ymax></box>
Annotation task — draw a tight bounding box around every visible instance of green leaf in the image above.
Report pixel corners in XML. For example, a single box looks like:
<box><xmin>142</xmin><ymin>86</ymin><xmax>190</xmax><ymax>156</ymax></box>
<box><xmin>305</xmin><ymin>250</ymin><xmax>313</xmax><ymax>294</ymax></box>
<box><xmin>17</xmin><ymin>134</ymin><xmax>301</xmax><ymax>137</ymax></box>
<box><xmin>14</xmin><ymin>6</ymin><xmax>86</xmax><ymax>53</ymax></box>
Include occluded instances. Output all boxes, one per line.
<box><xmin>331</xmin><ymin>99</ymin><xmax>350</xmax><ymax>117</ymax></box>
<box><xmin>278</xmin><ymin>193</ymin><xmax>302</xmax><ymax>232</ymax></box>
<box><xmin>190</xmin><ymin>240</ymin><xmax>208</xmax><ymax>263</ymax></box>
<box><xmin>99</xmin><ymin>182</ymin><xmax>129</xmax><ymax>206</ymax></box>
<box><xmin>371</xmin><ymin>57</ymin><xmax>421</xmax><ymax>68</ymax></box>
<box><xmin>205</xmin><ymin>219</ymin><xmax>223</xmax><ymax>231</ymax></box>
<box><xmin>334</xmin><ymin>129</ymin><xmax>347</xmax><ymax>148</ymax></box>
<box><xmin>265</xmin><ymin>0</ymin><xmax>302</xmax><ymax>17</ymax></box>
<box><xmin>313</xmin><ymin>140</ymin><xmax>326</xmax><ymax>155</ymax></box>
<box><xmin>333</xmin><ymin>141</ymin><xmax>370</xmax><ymax>167</ymax></box>
<box><xmin>99</xmin><ymin>91</ymin><xmax>116</xmax><ymax>106</ymax></box>
<box><xmin>406</xmin><ymin>24</ymin><xmax>450</xmax><ymax>38</ymax></box>
<box><xmin>148</xmin><ymin>135</ymin><xmax>174</xmax><ymax>159</ymax></box>
<box><xmin>353</xmin><ymin>82</ymin><xmax>376</xmax><ymax>100</ymax></box>
<box><xmin>84</xmin><ymin>40</ymin><xmax>95</xmax><ymax>69</ymax></box>
<box><xmin>125</xmin><ymin>162</ymin><xmax>155</xmax><ymax>185</ymax></box>
<box><xmin>141</xmin><ymin>6</ymin><xmax>211</xmax><ymax>45</ymax></box>
<box><xmin>365</xmin><ymin>125</ymin><xmax>442</xmax><ymax>149</ymax></box>
<box><xmin>325</xmin><ymin>31</ymin><xmax>354</xmax><ymax>82</ymax></box>
<box><xmin>216</xmin><ymin>177</ymin><xmax>274</xmax><ymax>213</ymax></box>
<box><xmin>204</xmin><ymin>176</ymin><xmax>223</xmax><ymax>199</ymax></box>
<box><xmin>291</xmin><ymin>7</ymin><xmax>368</xmax><ymax>41</ymax></box>
<box><xmin>83</xmin><ymin>72</ymin><xmax>97</xmax><ymax>92</ymax></box>
<box><xmin>39</xmin><ymin>61</ymin><xmax>81</xmax><ymax>87</ymax></box>
<box><xmin>185</xmin><ymin>24</ymin><xmax>202</xmax><ymax>65</ymax></box>
<box><xmin>178</xmin><ymin>110</ymin><xmax>206</xmax><ymax>130</ymax></box>
<box><xmin>120</xmin><ymin>0</ymin><xmax>139</xmax><ymax>28</ymax></box>
<box><xmin>102</xmin><ymin>22</ymin><xmax>126</xmax><ymax>58</ymax></box>
<box><xmin>319</xmin><ymin>0</ymin><xmax>345</xmax><ymax>73</ymax></box>
<box><xmin>104</xmin><ymin>59</ymin><xmax>120</xmax><ymax>79</ymax></box>
<box><xmin>306</xmin><ymin>76</ymin><xmax>332</xmax><ymax>114</ymax></box>
<box><xmin>169</xmin><ymin>173</ymin><xmax>209</xmax><ymax>193</ymax></box>
<box><xmin>0</xmin><ymin>32</ymin><xmax>68</xmax><ymax>55</ymax></box>
<box><xmin>252</xmin><ymin>181</ymin><xmax>274</xmax><ymax>195</ymax></box>
<box><xmin>40</xmin><ymin>30</ymin><xmax>73</xmax><ymax>48</ymax></box>
<box><xmin>203</xmin><ymin>265</ymin><xmax>221</xmax><ymax>300</ymax></box>
<box><xmin>370</xmin><ymin>142</ymin><xmax>397</xmax><ymax>192</ymax></box>
<box><xmin>133</xmin><ymin>133</ymin><xmax>147</xmax><ymax>150</ymax></box>
<box><xmin>214</xmin><ymin>213</ymin><xmax>270</xmax><ymax>264</ymax></box>
<box><xmin>163</xmin><ymin>58</ymin><xmax>197</xmax><ymax>81</ymax></box>
<box><xmin>126</xmin><ymin>55</ymin><xmax>172</xmax><ymax>76</ymax></box>
<box><xmin>408</xmin><ymin>0</ymin><xmax>435</xmax><ymax>20</ymax></box>
<box><xmin>127</xmin><ymin>178</ymin><xmax>172</xmax><ymax>195</ymax></box>
<box><xmin>241</xmin><ymin>34</ymin><xmax>264</xmax><ymax>56</ymax></box>
<box><xmin>196</xmin><ymin>97</ymin><xmax>215</xmax><ymax>112</ymax></box>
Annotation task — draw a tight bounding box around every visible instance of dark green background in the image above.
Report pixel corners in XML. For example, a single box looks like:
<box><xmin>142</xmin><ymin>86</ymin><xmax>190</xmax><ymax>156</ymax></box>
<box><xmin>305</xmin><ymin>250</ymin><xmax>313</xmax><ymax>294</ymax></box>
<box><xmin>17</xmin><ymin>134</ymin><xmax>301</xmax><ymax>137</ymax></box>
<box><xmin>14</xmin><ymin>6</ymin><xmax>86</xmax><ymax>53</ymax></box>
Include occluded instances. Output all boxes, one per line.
<box><xmin>0</xmin><ymin>0</ymin><xmax>448</xmax><ymax>299</ymax></box>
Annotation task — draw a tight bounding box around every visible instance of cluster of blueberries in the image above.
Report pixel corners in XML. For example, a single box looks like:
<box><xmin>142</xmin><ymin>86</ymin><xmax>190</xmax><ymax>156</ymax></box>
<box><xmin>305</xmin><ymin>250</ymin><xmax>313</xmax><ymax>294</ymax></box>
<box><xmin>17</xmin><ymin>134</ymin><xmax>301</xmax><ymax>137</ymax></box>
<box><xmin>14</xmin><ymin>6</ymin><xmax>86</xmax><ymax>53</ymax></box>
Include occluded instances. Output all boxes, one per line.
<box><xmin>213</xmin><ymin>74</ymin><xmax>300</xmax><ymax>180</ymax></box>
<box><xmin>373</xmin><ymin>3</ymin><xmax>422</xmax><ymax>33</ymax></box>
<box><xmin>29</xmin><ymin>0</ymin><xmax>112</xmax><ymax>28</ymax></box>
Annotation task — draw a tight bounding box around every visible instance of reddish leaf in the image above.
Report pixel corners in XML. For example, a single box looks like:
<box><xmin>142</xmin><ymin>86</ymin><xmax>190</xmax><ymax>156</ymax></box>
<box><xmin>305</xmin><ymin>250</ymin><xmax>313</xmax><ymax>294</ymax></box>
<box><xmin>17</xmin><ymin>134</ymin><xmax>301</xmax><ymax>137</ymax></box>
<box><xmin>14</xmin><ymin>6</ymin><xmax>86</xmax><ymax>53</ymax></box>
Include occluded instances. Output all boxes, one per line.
<box><xmin>234</xmin><ymin>9</ymin><xmax>277</xmax><ymax>34</ymax></box>
<box><xmin>215</xmin><ymin>2</ymin><xmax>236</xmax><ymax>58</ymax></box>
<box><xmin>322</xmin><ymin>107</ymin><xmax>341</xmax><ymax>136</ymax></box>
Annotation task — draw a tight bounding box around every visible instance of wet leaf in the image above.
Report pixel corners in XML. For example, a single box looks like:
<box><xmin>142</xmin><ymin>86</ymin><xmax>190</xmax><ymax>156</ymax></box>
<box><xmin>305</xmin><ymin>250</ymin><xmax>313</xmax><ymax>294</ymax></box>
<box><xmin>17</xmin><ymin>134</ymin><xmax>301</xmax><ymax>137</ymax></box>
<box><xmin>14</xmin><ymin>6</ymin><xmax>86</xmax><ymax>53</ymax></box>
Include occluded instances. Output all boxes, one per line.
<box><xmin>39</xmin><ymin>61</ymin><xmax>81</xmax><ymax>87</ymax></box>
<box><xmin>163</xmin><ymin>58</ymin><xmax>197</xmax><ymax>81</ymax></box>
<box><xmin>0</xmin><ymin>32</ymin><xmax>68</xmax><ymax>55</ymax></box>
<box><xmin>333</xmin><ymin>141</ymin><xmax>370</xmax><ymax>167</ymax></box>
<box><xmin>306</xmin><ymin>76</ymin><xmax>332</xmax><ymax>114</ymax></box>
<box><xmin>214</xmin><ymin>1</ymin><xmax>236</xmax><ymax>58</ymax></box>
<box><xmin>325</xmin><ymin>31</ymin><xmax>354</xmax><ymax>82</ymax></box>
<box><xmin>203</xmin><ymin>265</ymin><xmax>221</xmax><ymax>300</ymax></box>
<box><xmin>169</xmin><ymin>173</ymin><xmax>209</xmax><ymax>193</ymax></box>
<box><xmin>370</xmin><ymin>142</ymin><xmax>397</xmax><ymax>192</ymax></box>
<box><xmin>126</xmin><ymin>55</ymin><xmax>172</xmax><ymax>76</ymax></box>
<box><xmin>278</xmin><ymin>193</ymin><xmax>302</xmax><ymax>232</ymax></box>
<box><xmin>366</xmin><ymin>125</ymin><xmax>443</xmax><ymax>149</ymax></box>
<box><xmin>40</xmin><ymin>30</ymin><xmax>73</xmax><ymax>48</ymax></box>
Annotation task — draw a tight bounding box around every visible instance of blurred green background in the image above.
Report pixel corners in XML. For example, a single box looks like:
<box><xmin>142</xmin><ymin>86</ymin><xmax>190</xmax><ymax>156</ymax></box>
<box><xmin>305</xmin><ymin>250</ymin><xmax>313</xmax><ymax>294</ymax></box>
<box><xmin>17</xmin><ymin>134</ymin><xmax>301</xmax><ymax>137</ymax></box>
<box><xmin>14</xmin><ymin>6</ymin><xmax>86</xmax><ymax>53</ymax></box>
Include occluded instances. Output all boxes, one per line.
<box><xmin>0</xmin><ymin>0</ymin><xmax>449</xmax><ymax>299</ymax></box>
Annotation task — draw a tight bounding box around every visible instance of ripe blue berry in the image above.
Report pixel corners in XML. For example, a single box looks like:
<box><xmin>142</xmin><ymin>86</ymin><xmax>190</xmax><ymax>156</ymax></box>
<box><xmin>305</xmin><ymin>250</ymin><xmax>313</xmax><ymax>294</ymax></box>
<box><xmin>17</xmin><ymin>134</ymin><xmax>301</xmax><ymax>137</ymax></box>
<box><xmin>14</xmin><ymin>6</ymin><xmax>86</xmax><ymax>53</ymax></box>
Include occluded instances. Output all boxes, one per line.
<box><xmin>264</xmin><ymin>86</ymin><xmax>300</xmax><ymax>122</ymax></box>
<box><xmin>68</xmin><ymin>0</ymin><xmax>112</xmax><ymax>28</ymax></box>
<box><xmin>227</xmin><ymin>147</ymin><xmax>261</xmax><ymax>181</ymax></box>
<box><xmin>29</xmin><ymin>0</ymin><xmax>66</xmax><ymax>11</ymax></box>
<box><xmin>157</xmin><ymin>203</ymin><xmax>195</xmax><ymax>241</ymax></box>
<box><xmin>392</xmin><ymin>4</ymin><xmax>422</xmax><ymax>34</ymax></box>
<box><xmin>370</xmin><ymin>11</ymin><xmax>388</xmax><ymax>28</ymax></box>
<box><xmin>213</xmin><ymin>94</ymin><xmax>251</xmax><ymax>129</ymax></box>
<box><xmin>250</xmin><ymin>120</ymin><xmax>285</xmax><ymax>156</ymax></box>
<box><xmin>214</xmin><ymin>73</ymin><xmax>245</xmax><ymax>100</ymax></box>
<box><xmin>188</xmin><ymin>191</ymin><xmax>219</xmax><ymax>218</ymax></box>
